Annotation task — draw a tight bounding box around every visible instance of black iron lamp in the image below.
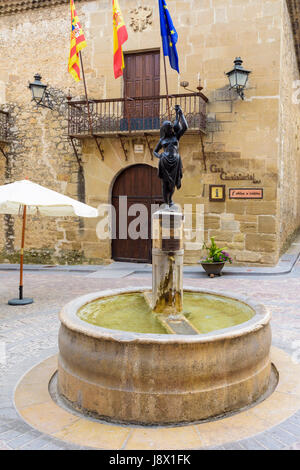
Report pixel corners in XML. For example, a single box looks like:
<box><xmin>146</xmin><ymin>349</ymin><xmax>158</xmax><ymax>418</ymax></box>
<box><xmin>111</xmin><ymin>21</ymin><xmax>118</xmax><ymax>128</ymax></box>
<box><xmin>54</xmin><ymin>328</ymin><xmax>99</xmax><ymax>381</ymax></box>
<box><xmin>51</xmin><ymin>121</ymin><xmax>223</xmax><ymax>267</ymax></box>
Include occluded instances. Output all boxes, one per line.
<box><xmin>28</xmin><ymin>73</ymin><xmax>53</xmax><ymax>109</ymax></box>
<box><xmin>226</xmin><ymin>58</ymin><xmax>251</xmax><ymax>100</ymax></box>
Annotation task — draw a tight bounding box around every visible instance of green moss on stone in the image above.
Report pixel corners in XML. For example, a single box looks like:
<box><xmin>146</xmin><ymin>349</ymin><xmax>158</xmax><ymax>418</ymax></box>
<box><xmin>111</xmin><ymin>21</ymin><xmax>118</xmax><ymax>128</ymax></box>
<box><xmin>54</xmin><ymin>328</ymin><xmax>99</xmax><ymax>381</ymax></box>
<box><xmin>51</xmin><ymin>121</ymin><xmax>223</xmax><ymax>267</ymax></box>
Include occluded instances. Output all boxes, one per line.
<box><xmin>0</xmin><ymin>248</ymin><xmax>107</xmax><ymax>266</ymax></box>
<box><xmin>0</xmin><ymin>248</ymin><xmax>54</xmax><ymax>264</ymax></box>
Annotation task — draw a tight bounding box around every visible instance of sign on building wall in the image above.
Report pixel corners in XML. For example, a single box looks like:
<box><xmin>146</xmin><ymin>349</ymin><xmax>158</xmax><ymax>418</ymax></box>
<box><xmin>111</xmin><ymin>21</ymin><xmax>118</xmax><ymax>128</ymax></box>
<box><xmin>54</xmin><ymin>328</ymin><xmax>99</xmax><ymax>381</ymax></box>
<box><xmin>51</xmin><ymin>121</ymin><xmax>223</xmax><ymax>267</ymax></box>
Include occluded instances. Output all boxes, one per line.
<box><xmin>229</xmin><ymin>188</ymin><xmax>263</xmax><ymax>199</ymax></box>
<box><xmin>209</xmin><ymin>185</ymin><xmax>226</xmax><ymax>202</ymax></box>
<box><xmin>134</xmin><ymin>144</ymin><xmax>144</xmax><ymax>153</ymax></box>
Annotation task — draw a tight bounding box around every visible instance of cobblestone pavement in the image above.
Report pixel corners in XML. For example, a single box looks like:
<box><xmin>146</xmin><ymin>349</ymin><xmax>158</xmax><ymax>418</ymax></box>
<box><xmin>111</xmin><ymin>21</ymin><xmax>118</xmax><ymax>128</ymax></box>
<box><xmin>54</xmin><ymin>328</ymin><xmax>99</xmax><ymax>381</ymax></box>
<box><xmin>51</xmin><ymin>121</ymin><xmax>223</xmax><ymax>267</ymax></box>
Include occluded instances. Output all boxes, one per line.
<box><xmin>1</xmin><ymin>261</ymin><xmax>300</xmax><ymax>450</ymax></box>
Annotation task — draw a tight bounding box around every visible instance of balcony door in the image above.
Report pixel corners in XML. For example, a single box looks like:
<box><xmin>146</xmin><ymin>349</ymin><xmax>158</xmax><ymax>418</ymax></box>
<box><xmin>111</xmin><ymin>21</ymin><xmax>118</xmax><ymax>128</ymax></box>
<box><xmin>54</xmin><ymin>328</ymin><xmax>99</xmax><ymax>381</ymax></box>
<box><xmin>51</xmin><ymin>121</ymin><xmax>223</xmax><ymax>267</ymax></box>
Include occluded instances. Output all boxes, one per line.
<box><xmin>123</xmin><ymin>51</ymin><xmax>160</xmax><ymax>131</ymax></box>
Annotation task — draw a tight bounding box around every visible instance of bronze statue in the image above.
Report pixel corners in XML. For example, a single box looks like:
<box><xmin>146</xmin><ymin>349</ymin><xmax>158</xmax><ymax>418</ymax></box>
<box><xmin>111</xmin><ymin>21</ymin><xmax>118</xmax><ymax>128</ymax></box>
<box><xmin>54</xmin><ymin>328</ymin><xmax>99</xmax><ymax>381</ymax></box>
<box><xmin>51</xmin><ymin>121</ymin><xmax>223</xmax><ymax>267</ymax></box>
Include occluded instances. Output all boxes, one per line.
<box><xmin>153</xmin><ymin>105</ymin><xmax>188</xmax><ymax>206</ymax></box>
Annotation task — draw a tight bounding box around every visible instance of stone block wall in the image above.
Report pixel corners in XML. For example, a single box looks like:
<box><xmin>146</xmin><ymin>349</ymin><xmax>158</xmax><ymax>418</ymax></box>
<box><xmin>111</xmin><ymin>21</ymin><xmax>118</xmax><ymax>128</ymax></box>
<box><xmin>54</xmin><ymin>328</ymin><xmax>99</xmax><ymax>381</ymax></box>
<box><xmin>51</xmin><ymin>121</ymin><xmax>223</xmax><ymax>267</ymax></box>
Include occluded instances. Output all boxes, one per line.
<box><xmin>0</xmin><ymin>2</ymin><xmax>103</xmax><ymax>264</ymax></box>
<box><xmin>277</xmin><ymin>0</ymin><xmax>300</xmax><ymax>254</ymax></box>
<box><xmin>0</xmin><ymin>93</ymin><xmax>92</xmax><ymax>264</ymax></box>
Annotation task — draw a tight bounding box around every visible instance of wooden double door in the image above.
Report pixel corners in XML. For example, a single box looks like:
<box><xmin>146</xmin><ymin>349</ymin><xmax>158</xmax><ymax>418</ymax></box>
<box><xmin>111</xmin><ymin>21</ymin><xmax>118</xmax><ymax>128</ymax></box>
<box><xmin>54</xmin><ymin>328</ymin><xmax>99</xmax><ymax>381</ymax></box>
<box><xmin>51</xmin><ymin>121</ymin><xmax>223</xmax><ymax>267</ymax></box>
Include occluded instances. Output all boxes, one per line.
<box><xmin>112</xmin><ymin>164</ymin><xmax>163</xmax><ymax>263</ymax></box>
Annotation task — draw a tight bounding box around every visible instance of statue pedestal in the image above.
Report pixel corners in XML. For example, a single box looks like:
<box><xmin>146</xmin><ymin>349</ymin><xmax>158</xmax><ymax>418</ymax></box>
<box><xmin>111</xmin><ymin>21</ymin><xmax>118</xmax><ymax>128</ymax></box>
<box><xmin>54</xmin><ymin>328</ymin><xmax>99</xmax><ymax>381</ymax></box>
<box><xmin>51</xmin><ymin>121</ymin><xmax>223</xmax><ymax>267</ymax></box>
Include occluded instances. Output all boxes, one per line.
<box><xmin>152</xmin><ymin>207</ymin><xmax>184</xmax><ymax>314</ymax></box>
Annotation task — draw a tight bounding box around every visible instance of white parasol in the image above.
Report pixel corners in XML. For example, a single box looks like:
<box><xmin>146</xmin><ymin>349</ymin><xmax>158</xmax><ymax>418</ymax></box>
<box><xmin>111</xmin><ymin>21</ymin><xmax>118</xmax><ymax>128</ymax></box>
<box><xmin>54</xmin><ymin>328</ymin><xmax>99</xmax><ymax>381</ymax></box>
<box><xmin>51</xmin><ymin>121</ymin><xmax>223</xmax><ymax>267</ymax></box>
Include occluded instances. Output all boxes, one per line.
<box><xmin>0</xmin><ymin>180</ymin><xmax>99</xmax><ymax>305</ymax></box>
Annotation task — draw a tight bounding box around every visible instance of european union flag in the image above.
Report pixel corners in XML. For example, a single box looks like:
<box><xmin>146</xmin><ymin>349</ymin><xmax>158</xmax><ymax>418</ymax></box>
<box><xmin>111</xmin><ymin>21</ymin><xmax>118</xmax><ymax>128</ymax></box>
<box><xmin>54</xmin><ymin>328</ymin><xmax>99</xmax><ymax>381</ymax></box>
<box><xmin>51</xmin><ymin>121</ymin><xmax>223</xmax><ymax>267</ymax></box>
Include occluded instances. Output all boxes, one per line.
<box><xmin>158</xmin><ymin>0</ymin><xmax>179</xmax><ymax>73</ymax></box>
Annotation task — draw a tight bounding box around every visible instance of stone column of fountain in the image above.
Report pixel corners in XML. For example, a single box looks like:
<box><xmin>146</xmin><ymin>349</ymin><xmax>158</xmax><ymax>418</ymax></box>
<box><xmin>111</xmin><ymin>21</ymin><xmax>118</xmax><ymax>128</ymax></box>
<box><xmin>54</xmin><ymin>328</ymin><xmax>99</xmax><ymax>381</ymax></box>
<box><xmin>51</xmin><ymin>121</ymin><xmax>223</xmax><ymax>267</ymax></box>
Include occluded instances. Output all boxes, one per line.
<box><xmin>151</xmin><ymin>206</ymin><xmax>199</xmax><ymax>335</ymax></box>
<box><xmin>152</xmin><ymin>206</ymin><xmax>184</xmax><ymax>313</ymax></box>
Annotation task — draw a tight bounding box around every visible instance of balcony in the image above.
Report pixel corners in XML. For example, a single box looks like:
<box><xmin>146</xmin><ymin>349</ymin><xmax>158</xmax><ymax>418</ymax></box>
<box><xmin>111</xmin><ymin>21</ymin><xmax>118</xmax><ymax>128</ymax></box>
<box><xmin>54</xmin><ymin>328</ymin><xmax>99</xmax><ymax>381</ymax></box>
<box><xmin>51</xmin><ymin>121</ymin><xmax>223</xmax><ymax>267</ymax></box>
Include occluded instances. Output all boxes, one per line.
<box><xmin>67</xmin><ymin>93</ymin><xmax>207</xmax><ymax>138</ymax></box>
<box><xmin>0</xmin><ymin>110</ymin><xmax>9</xmax><ymax>143</ymax></box>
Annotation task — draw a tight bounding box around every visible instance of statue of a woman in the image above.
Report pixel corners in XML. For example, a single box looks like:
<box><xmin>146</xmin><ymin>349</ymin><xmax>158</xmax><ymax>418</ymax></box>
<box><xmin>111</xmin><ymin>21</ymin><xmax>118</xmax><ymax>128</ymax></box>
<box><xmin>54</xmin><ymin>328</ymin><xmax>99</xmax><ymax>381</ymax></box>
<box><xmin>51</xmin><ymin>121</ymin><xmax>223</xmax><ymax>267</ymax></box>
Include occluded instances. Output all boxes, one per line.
<box><xmin>153</xmin><ymin>105</ymin><xmax>188</xmax><ymax>207</ymax></box>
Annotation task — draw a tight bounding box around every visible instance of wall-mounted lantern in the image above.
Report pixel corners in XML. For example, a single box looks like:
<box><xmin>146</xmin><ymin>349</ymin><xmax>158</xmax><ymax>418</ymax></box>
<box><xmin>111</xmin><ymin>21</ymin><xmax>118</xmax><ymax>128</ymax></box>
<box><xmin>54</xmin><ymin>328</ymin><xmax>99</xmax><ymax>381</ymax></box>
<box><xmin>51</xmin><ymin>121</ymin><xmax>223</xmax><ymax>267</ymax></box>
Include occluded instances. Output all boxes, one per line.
<box><xmin>28</xmin><ymin>73</ymin><xmax>53</xmax><ymax>109</ymax></box>
<box><xmin>226</xmin><ymin>58</ymin><xmax>251</xmax><ymax>100</ymax></box>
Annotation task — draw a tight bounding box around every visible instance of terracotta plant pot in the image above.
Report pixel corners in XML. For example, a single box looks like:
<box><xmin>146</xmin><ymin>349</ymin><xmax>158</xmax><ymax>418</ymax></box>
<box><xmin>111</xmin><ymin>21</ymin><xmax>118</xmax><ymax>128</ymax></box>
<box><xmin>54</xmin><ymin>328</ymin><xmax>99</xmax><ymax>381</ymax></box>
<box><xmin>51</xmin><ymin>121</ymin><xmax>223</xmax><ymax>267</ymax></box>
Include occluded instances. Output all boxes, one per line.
<box><xmin>200</xmin><ymin>262</ymin><xmax>225</xmax><ymax>277</ymax></box>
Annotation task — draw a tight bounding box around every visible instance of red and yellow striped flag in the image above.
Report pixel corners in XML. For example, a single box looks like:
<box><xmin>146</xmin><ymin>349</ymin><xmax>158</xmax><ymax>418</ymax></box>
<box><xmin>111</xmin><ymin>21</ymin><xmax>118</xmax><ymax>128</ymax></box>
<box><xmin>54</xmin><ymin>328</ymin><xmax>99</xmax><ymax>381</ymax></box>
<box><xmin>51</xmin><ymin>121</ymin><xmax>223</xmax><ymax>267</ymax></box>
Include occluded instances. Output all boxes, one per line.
<box><xmin>68</xmin><ymin>0</ymin><xmax>87</xmax><ymax>82</ymax></box>
<box><xmin>112</xmin><ymin>0</ymin><xmax>128</xmax><ymax>79</ymax></box>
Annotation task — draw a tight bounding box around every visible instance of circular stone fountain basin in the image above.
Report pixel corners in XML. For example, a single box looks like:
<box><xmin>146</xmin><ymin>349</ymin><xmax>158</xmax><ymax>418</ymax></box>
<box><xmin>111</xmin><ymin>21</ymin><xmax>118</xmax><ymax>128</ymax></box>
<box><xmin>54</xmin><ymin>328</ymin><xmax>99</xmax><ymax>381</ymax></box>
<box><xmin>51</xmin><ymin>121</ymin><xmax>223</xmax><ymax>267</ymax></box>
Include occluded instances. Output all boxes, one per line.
<box><xmin>76</xmin><ymin>291</ymin><xmax>255</xmax><ymax>335</ymax></box>
<box><xmin>58</xmin><ymin>287</ymin><xmax>272</xmax><ymax>425</ymax></box>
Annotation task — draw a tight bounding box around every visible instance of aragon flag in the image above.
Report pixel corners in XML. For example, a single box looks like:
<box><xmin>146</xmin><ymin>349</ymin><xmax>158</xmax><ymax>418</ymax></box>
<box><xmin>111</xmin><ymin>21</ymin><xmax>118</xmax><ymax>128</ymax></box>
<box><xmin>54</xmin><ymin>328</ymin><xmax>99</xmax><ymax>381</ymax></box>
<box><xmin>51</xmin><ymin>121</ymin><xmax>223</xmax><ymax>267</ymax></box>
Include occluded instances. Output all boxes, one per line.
<box><xmin>112</xmin><ymin>0</ymin><xmax>128</xmax><ymax>79</ymax></box>
<box><xmin>68</xmin><ymin>0</ymin><xmax>87</xmax><ymax>82</ymax></box>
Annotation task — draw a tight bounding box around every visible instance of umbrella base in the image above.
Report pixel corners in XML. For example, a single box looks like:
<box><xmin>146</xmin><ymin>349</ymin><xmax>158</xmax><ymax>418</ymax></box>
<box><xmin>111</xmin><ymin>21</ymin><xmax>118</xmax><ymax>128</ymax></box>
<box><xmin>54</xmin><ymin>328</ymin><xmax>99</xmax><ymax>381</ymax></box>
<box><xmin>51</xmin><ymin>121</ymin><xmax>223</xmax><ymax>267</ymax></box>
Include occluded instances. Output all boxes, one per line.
<box><xmin>8</xmin><ymin>298</ymin><xmax>34</xmax><ymax>306</ymax></box>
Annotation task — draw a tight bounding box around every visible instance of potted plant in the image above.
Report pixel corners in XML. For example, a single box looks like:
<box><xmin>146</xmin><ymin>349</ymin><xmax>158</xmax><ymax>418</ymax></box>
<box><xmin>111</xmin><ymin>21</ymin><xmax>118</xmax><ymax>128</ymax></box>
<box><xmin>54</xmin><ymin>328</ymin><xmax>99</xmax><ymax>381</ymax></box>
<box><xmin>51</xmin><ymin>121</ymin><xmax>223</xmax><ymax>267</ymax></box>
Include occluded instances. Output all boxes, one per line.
<box><xmin>200</xmin><ymin>237</ymin><xmax>233</xmax><ymax>277</ymax></box>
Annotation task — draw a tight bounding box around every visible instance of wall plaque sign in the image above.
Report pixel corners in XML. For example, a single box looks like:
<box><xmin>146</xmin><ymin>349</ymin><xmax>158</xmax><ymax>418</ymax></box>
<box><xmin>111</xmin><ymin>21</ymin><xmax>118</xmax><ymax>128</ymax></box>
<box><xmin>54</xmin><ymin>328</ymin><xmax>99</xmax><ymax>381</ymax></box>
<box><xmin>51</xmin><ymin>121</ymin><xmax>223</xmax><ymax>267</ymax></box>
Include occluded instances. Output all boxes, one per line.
<box><xmin>134</xmin><ymin>144</ymin><xmax>144</xmax><ymax>153</ymax></box>
<box><xmin>209</xmin><ymin>185</ymin><xmax>226</xmax><ymax>202</ymax></box>
<box><xmin>229</xmin><ymin>188</ymin><xmax>263</xmax><ymax>199</ymax></box>
<box><xmin>210</xmin><ymin>164</ymin><xmax>261</xmax><ymax>184</ymax></box>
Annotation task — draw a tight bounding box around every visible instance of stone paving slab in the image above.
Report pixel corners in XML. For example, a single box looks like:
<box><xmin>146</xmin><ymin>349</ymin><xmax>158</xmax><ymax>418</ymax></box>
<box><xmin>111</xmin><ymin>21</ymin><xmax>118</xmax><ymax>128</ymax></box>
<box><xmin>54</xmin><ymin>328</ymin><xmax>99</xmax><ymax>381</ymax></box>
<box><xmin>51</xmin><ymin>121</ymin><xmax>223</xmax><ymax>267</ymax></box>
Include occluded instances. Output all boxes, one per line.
<box><xmin>0</xmin><ymin>439</ymin><xmax>11</xmax><ymax>450</ymax></box>
<box><xmin>86</xmin><ymin>269</ymin><xmax>135</xmax><ymax>279</ymax></box>
<box><xmin>102</xmin><ymin>262</ymin><xmax>150</xmax><ymax>270</ymax></box>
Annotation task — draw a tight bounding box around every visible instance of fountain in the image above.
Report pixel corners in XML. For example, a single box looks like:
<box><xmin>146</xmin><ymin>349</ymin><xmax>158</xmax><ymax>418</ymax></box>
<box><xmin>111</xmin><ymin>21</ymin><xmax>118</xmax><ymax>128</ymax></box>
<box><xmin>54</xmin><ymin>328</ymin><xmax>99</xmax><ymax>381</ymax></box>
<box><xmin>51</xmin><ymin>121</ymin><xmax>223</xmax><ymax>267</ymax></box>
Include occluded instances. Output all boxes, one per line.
<box><xmin>57</xmin><ymin>106</ymin><xmax>272</xmax><ymax>425</ymax></box>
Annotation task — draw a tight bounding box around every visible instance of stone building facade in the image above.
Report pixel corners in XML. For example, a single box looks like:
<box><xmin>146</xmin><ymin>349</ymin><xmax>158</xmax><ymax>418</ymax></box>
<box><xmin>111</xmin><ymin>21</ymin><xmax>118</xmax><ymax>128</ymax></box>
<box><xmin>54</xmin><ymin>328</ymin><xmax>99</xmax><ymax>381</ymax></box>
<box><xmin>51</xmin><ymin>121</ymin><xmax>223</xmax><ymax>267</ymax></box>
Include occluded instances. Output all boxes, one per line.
<box><xmin>0</xmin><ymin>0</ymin><xmax>300</xmax><ymax>266</ymax></box>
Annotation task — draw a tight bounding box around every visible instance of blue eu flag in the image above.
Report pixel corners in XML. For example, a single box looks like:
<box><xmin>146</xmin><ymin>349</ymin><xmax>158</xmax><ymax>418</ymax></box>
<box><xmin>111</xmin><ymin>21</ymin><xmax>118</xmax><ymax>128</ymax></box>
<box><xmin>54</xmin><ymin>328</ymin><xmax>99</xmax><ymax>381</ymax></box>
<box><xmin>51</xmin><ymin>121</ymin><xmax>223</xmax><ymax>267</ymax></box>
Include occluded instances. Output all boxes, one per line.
<box><xmin>158</xmin><ymin>0</ymin><xmax>179</xmax><ymax>73</ymax></box>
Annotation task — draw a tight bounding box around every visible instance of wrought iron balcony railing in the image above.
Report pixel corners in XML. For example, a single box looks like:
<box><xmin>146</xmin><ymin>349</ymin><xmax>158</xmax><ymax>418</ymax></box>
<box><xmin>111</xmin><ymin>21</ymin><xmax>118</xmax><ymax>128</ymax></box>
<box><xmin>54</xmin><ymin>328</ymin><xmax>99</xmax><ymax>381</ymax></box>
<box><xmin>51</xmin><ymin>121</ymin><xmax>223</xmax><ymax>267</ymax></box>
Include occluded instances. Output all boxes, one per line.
<box><xmin>0</xmin><ymin>110</ymin><xmax>9</xmax><ymax>142</ymax></box>
<box><xmin>68</xmin><ymin>93</ymin><xmax>207</xmax><ymax>138</ymax></box>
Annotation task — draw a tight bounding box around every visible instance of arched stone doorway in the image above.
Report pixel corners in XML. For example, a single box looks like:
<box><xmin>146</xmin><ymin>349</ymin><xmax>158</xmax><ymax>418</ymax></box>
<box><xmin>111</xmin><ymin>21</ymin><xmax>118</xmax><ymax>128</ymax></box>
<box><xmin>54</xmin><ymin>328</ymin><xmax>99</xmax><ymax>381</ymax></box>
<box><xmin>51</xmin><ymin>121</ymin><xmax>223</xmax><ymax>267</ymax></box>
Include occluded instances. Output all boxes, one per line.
<box><xmin>111</xmin><ymin>164</ymin><xmax>163</xmax><ymax>263</ymax></box>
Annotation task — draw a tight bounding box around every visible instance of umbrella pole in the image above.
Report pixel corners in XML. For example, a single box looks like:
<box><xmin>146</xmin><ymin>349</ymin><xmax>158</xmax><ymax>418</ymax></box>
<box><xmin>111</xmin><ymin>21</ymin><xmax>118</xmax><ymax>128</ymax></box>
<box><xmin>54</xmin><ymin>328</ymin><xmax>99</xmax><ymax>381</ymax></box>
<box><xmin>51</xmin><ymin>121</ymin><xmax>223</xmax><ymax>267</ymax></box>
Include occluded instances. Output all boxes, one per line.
<box><xmin>8</xmin><ymin>204</ymin><xmax>33</xmax><ymax>306</ymax></box>
<box><xmin>19</xmin><ymin>204</ymin><xmax>26</xmax><ymax>300</ymax></box>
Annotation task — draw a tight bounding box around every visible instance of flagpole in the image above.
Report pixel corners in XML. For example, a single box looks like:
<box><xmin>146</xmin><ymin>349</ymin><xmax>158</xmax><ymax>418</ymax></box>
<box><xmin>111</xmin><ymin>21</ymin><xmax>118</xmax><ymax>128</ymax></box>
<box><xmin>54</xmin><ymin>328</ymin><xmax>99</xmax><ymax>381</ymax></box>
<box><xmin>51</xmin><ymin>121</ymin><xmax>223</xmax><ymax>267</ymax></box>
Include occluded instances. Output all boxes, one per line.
<box><xmin>163</xmin><ymin>54</ymin><xmax>171</xmax><ymax>121</ymax></box>
<box><xmin>79</xmin><ymin>51</ymin><xmax>93</xmax><ymax>135</ymax></box>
